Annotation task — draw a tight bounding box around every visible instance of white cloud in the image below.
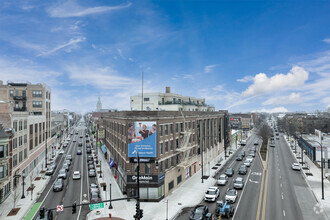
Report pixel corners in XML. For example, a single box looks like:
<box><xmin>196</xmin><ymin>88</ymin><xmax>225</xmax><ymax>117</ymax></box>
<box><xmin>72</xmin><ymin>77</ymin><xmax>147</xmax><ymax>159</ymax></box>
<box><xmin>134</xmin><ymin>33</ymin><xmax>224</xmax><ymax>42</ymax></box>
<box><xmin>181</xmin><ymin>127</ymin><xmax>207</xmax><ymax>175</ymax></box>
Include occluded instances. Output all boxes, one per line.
<box><xmin>253</xmin><ymin>107</ymin><xmax>289</xmax><ymax>113</ymax></box>
<box><xmin>128</xmin><ymin>57</ymin><xmax>134</xmax><ymax>62</ymax></box>
<box><xmin>48</xmin><ymin>1</ymin><xmax>132</xmax><ymax>18</ymax></box>
<box><xmin>204</xmin><ymin>64</ymin><xmax>217</xmax><ymax>73</ymax></box>
<box><xmin>263</xmin><ymin>92</ymin><xmax>303</xmax><ymax>105</ymax></box>
<box><xmin>212</xmin><ymin>85</ymin><xmax>224</xmax><ymax>92</ymax></box>
<box><xmin>323</xmin><ymin>38</ymin><xmax>330</xmax><ymax>43</ymax></box>
<box><xmin>237</xmin><ymin>76</ymin><xmax>254</xmax><ymax>83</ymax></box>
<box><xmin>117</xmin><ymin>49</ymin><xmax>124</xmax><ymax>59</ymax></box>
<box><xmin>39</xmin><ymin>37</ymin><xmax>86</xmax><ymax>56</ymax></box>
<box><xmin>183</xmin><ymin>74</ymin><xmax>194</xmax><ymax>80</ymax></box>
<box><xmin>242</xmin><ymin>66</ymin><xmax>309</xmax><ymax>96</ymax></box>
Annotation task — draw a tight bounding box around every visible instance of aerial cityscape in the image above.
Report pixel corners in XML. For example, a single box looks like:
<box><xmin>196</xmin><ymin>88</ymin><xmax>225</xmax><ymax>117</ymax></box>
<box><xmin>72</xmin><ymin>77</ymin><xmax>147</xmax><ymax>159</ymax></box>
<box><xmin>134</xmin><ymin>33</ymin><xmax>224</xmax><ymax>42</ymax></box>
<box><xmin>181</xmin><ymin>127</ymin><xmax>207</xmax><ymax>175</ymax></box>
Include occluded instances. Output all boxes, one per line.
<box><xmin>0</xmin><ymin>0</ymin><xmax>329</xmax><ymax>220</ymax></box>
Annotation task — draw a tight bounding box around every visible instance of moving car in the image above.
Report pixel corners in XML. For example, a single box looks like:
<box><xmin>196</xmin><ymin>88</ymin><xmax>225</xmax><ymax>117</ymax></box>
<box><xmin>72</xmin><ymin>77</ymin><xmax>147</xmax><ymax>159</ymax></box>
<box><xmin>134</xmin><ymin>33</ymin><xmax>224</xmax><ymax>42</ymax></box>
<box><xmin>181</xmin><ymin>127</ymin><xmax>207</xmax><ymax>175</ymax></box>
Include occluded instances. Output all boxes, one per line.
<box><xmin>88</xmin><ymin>169</ymin><xmax>96</xmax><ymax>177</ymax></box>
<box><xmin>225</xmin><ymin>188</ymin><xmax>238</xmax><ymax>203</ymax></box>
<box><xmin>243</xmin><ymin>160</ymin><xmax>251</xmax><ymax>167</ymax></box>
<box><xmin>239</xmin><ymin>151</ymin><xmax>245</xmax><ymax>158</ymax></box>
<box><xmin>77</xmin><ymin>150</ymin><xmax>82</xmax><ymax>155</ymax></box>
<box><xmin>63</xmin><ymin>142</ymin><xmax>68</xmax><ymax>148</ymax></box>
<box><xmin>254</xmin><ymin>140</ymin><xmax>259</xmax><ymax>145</ymax></box>
<box><xmin>233</xmin><ymin>177</ymin><xmax>244</xmax><ymax>190</ymax></box>
<box><xmin>90</xmin><ymin>192</ymin><xmax>101</xmax><ymax>203</ymax></box>
<box><xmin>86</xmin><ymin>139</ymin><xmax>89</xmax><ymax>143</ymax></box>
<box><xmin>236</xmin><ymin>155</ymin><xmax>243</xmax><ymax>161</ymax></box>
<box><xmin>249</xmin><ymin>150</ymin><xmax>255</xmax><ymax>157</ymax></box>
<box><xmin>58</xmin><ymin>169</ymin><xmax>67</xmax><ymax>179</ymax></box>
<box><xmin>190</xmin><ymin>205</ymin><xmax>209</xmax><ymax>220</ymax></box>
<box><xmin>225</xmin><ymin>168</ymin><xmax>234</xmax><ymax>177</ymax></box>
<box><xmin>89</xmin><ymin>183</ymin><xmax>100</xmax><ymax>195</ymax></box>
<box><xmin>62</xmin><ymin>163</ymin><xmax>69</xmax><ymax>172</ymax></box>
<box><xmin>240</xmin><ymin>140</ymin><xmax>246</xmax><ymax>146</ymax></box>
<box><xmin>291</xmin><ymin>163</ymin><xmax>301</xmax><ymax>171</ymax></box>
<box><xmin>65</xmin><ymin>159</ymin><xmax>71</xmax><ymax>166</ymax></box>
<box><xmin>59</xmin><ymin>150</ymin><xmax>65</xmax><ymax>155</ymax></box>
<box><xmin>73</xmin><ymin>171</ymin><xmax>81</xmax><ymax>180</ymax></box>
<box><xmin>45</xmin><ymin>167</ymin><xmax>55</xmax><ymax>175</ymax></box>
<box><xmin>204</xmin><ymin>186</ymin><xmax>220</xmax><ymax>202</ymax></box>
<box><xmin>78</xmin><ymin>142</ymin><xmax>83</xmax><ymax>146</ymax></box>
<box><xmin>238</xmin><ymin>165</ymin><xmax>247</xmax><ymax>175</ymax></box>
<box><xmin>66</xmin><ymin>155</ymin><xmax>72</xmax><ymax>161</ymax></box>
<box><xmin>53</xmin><ymin>178</ymin><xmax>64</xmax><ymax>192</ymax></box>
<box><xmin>246</xmin><ymin>156</ymin><xmax>254</xmax><ymax>163</ymax></box>
<box><xmin>217</xmin><ymin>174</ymin><xmax>228</xmax><ymax>186</ymax></box>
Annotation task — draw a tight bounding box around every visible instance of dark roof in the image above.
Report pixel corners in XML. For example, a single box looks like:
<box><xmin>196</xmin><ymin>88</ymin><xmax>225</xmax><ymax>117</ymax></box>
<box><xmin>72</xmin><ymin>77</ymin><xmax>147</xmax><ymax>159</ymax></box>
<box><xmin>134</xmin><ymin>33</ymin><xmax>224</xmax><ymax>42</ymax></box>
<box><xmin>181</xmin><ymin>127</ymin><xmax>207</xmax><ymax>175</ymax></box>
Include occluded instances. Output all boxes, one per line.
<box><xmin>0</xmin><ymin>127</ymin><xmax>9</xmax><ymax>138</ymax></box>
<box><xmin>92</xmin><ymin>112</ymin><xmax>102</xmax><ymax>118</ymax></box>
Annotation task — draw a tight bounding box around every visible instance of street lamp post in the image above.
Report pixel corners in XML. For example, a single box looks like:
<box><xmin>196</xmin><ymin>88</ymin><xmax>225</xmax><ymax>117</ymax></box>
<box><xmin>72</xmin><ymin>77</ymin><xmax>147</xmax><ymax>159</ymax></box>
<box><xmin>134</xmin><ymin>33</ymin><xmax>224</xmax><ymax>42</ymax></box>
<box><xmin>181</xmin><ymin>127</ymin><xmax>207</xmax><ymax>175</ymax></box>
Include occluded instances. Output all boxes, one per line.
<box><xmin>45</xmin><ymin>131</ymin><xmax>48</xmax><ymax>168</ymax></box>
<box><xmin>99</xmin><ymin>161</ymin><xmax>102</xmax><ymax>178</ymax></box>
<box><xmin>109</xmin><ymin>181</ymin><xmax>113</xmax><ymax>209</ymax></box>
<box><xmin>21</xmin><ymin>173</ymin><xmax>26</xmax><ymax>199</ymax></box>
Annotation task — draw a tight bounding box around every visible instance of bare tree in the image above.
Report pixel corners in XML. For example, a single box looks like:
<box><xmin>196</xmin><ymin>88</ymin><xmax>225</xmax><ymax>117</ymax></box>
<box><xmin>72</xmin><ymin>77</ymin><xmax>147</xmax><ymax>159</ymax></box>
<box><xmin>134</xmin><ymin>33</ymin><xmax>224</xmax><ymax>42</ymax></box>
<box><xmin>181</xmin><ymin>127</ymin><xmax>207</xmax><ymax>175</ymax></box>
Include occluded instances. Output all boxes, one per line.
<box><xmin>257</xmin><ymin>123</ymin><xmax>273</xmax><ymax>145</ymax></box>
<box><xmin>12</xmin><ymin>184</ymin><xmax>20</xmax><ymax>208</ymax></box>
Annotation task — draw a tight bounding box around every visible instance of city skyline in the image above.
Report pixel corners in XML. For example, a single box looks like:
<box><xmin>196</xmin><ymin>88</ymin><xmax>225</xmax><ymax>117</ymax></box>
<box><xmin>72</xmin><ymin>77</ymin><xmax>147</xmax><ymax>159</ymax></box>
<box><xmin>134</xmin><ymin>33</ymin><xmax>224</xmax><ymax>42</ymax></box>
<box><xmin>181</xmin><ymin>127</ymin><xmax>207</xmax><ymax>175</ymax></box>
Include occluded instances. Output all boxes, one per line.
<box><xmin>0</xmin><ymin>0</ymin><xmax>330</xmax><ymax>113</ymax></box>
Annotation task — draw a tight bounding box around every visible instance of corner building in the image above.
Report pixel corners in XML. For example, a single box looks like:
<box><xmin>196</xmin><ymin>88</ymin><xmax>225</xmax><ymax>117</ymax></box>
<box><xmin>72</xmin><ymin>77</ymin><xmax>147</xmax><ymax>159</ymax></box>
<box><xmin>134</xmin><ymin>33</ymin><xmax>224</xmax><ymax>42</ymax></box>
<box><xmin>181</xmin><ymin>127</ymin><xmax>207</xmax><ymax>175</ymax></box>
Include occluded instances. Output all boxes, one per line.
<box><xmin>101</xmin><ymin>111</ymin><xmax>228</xmax><ymax>202</ymax></box>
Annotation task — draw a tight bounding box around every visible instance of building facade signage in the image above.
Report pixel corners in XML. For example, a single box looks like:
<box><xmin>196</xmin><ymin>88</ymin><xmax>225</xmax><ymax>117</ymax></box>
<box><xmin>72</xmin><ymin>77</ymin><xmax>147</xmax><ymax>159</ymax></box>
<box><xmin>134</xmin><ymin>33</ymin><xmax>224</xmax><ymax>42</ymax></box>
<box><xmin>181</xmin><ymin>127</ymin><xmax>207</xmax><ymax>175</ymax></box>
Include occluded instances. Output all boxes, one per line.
<box><xmin>158</xmin><ymin>173</ymin><xmax>165</xmax><ymax>182</ymax></box>
<box><xmin>129</xmin><ymin>158</ymin><xmax>155</xmax><ymax>163</ymax></box>
<box><xmin>127</xmin><ymin>175</ymin><xmax>158</xmax><ymax>184</ymax></box>
<box><xmin>128</xmin><ymin>121</ymin><xmax>157</xmax><ymax>158</ymax></box>
<box><xmin>98</xmin><ymin>129</ymin><xmax>105</xmax><ymax>139</ymax></box>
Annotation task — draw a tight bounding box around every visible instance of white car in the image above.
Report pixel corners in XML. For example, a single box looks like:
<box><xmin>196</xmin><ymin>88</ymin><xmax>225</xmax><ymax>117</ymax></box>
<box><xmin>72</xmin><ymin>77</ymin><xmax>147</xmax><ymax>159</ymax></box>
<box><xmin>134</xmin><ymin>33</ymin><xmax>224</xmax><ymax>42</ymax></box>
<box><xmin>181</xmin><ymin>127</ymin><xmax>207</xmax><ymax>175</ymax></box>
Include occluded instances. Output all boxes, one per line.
<box><xmin>73</xmin><ymin>171</ymin><xmax>81</xmax><ymax>180</ymax></box>
<box><xmin>217</xmin><ymin>174</ymin><xmax>228</xmax><ymax>186</ymax></box>
<box><xmin>246</xmin><ymin>155</ymin><xmax>254</xmax><ymax>163</ymax></box>
<box><xmin>225</xmin><ymin>188</ymin><xmax>238</xmax><ymax>203</ymax></box>
<box><xmin>204</xmin><ymin>186</ymin><xmax>220</xmax><ymax>202</ymax></box>
<box><xmin>243</xmin><ymin>160</ymin><xmax>251</xmax><ymax>167</ymax></box>
<box><xmin>59</xmin><ymin>150</ymin><xmax>64</xmax><ymax>155</ymax></box>
<box><xmin>291</xmin><ymin>163</ymin><xmax>301</xmax><ymax>171</ymax></box>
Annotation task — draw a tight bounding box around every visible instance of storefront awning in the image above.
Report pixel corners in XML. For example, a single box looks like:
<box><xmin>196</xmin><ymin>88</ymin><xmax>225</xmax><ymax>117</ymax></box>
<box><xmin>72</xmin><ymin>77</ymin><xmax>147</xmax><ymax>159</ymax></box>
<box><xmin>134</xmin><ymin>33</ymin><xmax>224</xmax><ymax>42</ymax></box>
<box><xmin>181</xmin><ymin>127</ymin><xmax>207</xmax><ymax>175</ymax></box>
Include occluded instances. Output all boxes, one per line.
<box><xmin>101</xmin><ymin>145</ymin><xmax>107</xmax><ymax>154</ymax></box>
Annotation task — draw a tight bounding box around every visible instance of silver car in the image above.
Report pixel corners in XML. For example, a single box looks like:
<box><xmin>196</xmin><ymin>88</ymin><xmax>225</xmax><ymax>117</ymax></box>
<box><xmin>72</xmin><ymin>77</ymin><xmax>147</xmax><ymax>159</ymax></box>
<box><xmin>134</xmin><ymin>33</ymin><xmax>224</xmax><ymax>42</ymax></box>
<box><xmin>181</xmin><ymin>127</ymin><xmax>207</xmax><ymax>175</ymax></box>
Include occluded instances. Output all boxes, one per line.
<box><xmin>58</xmin><ymin>169</ymin><xmax>67</xmax><ymax>179</ymax></box>
<box><xmin>233</xmin><ymin>177</ymin><xmax>244</xmax><ymax>190</ymax></box>
<box><xmin>225</xmin><ymin>188</ymin><xmax>238</xmax><ymax>203</ymax></box>
<box><xmin>217</xmin><ymin>174</ymin><xmax>228</xmax><ymax>186</ymax></box>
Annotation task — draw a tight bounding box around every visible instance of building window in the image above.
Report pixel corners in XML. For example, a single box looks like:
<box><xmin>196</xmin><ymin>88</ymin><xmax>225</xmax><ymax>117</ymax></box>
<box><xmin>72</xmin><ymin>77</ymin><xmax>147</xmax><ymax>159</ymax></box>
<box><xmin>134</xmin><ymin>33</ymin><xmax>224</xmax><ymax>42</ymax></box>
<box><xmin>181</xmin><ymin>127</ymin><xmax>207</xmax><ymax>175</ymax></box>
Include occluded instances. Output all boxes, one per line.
<box><xmin>19</xmin><ymin>136</ymin><xmax>22</xmax><ymax>146</ymax></box>
<box><xmin>19</xmin><ymin>121</ymin><xmax>22</xmax><ymax>131</ymax></box>
<box><xmin>159</xmin><ymin>125</ymin><xmax>163</xmax><ymax>137</ymax></box>
<box><xmin>144</xmin><ymin>97</ymin><xmax>150</xmax><ymax>101</ymax></box>
<box><xmin>177</xmin><ymin>175</ymin><xmax>182</xmax><ymax>184</ymax></box>
<box><xmin>168</xmin><ymin>181</ymin><xmax>174</xmax><ymax>191</ymax></box>
<box><xmin>0</xmin><ymin>145</ymin><xmax>4</xmax><ymax>158</ymax></box>
<box><xmin>24</xmin><ymin>148</ymin><xmax>27</xmax><ymax>159</ymax></box>
<box><xmin>10</xmin><ymin>90</ymin><xmax>13</xmax><ymax>97</ymax></box>
<box><xmin>170</xmin><ymin>140</ymin><xmax>173</xmax><ymax>151</ymax></box>
<box><xmin>19</xmin><ymin>151</ymin><xmax>22</xmax><ymax>163</ymax></box>
<box><xmin>0</xmin><ymin>166</ymin><xmax>3</xmax><ymax>178</ymax></box>
<box><xmin>32</xmin><ymin>90</ymin><xmax>42</xmax><ymax>97</ymax></box>
<box><xmin>32</xmin><ymin>101</ymin><xmax>42</xmax><ymax>108</ymax></box>
<box><xmin>13</xmin><ymin>154</ymin><xmax>17</xmax><ymax>167</ymax></box>
<box><xmin>193</xmin><ymin>121</ymin><xmax>195</xmax><ymax>129</ymax></box>
<box><xmin>13</xmin><ymin>138</ymin><xmax>17</xmax><ymax>149</ymax></box>
<box><xmin>165</xmin><ymin>142</ymin><xmax>168</xmax><ymax>153</ymax></box>
<box><xmin>160</xmin><ymin>143</ymin><xmax>163</xmax><ymax>155</ymax></box>
<box><xmin>24</xmin><ymin>120</ymin><xmax>27</xmax><ymax>130</ymax></box>
<box><xmin>165</xmin><ymin>125</ymin><xmax>168</xmax><ymax>135</ymax></box>
<box><xmin>165</xmin><ymin>159</ymin><xmax>168</xmax><ymax>169</ymax></box>
<box><xmin>160</xmin><ymin>161</ymin><xmax>163</xmax><ymax>172</ymax></box>
<box><xmin>13</xmin><ymin>121</ymin><xmax>17</xmax><ymax>132</ymax></box>
<box><xmin>175</xmin><ymin>123</ymin><xmax>178</xmax><ymax>132</ymax></box>
<box><xmin>180</xmin><ymin>123</ymin><xmax>183</xmax><ymax>132</ymax></box>
<box><xmin>24</xmin><ymin>134</ymin><xmax>27</xmax><ymax>144</ymax></box>
<box><xmin>145</xmin><ymin>163</ymin><xmax>151</xmax><ymax>174</ymax></box>
<box><xmin>5</xmin><ymin>145</ymin><xmax>8</xmax><ymax>157</ymax></box>
<box><xmin>170</xmin><ymin>124</ymin><xmax>173</xmax><ymax>134</ymax></box>
<box><xmin>176</xmin><ymin>139</ymin><xmax>179</xmax><ymax>149</ymax></box>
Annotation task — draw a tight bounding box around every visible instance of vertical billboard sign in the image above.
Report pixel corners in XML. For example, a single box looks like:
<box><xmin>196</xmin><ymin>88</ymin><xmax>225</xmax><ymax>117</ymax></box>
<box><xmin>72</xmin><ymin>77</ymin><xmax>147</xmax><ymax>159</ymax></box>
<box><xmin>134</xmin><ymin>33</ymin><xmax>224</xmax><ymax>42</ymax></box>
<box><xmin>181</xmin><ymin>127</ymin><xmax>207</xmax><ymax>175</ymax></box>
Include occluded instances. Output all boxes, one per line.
<box><xmin>128</xmin><ymin>121</ymin><xmax>157</xmax><ymax>157</ymax></box>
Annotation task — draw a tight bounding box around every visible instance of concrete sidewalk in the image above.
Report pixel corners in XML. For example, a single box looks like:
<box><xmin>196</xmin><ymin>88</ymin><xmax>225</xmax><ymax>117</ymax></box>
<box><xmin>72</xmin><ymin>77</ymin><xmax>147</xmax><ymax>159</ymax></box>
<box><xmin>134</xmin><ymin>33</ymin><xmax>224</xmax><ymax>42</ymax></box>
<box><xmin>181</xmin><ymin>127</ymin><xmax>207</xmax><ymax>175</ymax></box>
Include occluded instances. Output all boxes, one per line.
<box><xmin>284</xmin><ymin>135</ymin><xmax>330</xmax><ymax>219</ymax></box>
<box><xmin>87</xmin><ymin>134</ymin><xmax>253</xmax><ymax>220</ymax></box>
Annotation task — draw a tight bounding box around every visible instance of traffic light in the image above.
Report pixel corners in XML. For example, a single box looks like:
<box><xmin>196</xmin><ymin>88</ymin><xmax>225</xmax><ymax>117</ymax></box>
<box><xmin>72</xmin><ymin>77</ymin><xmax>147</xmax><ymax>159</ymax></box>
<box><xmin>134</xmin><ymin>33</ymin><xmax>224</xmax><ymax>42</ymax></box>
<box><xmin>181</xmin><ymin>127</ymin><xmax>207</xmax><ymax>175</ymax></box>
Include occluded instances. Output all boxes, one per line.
<box><xmin>39</xmin><ymin>207</ymin><xmax>45</xmax><ymax>218</ymax></box>
<box><xmin>135</xmin><ymin>203</ymin><xmax>140</xmax><ymax>219</ymax></box>
<box><xmin>72</xmin><ymin>202</ymin><xmax>77</xmax><ymax>214</ymax></box>
<box><xmin>139</xmin><ymin>209</ymin><xmax>143</xmax><ymax>219</ymax></box>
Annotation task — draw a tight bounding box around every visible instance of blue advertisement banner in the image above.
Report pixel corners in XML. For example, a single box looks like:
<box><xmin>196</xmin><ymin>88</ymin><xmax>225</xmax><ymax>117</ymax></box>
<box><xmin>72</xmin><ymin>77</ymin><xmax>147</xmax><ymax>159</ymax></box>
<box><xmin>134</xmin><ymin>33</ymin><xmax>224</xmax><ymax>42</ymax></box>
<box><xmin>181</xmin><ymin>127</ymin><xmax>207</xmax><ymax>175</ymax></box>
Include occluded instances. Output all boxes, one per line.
<box><xmin>128</xmin><ymin>121</ymin><xmax>157</xmax><ymax>157</ymax></box>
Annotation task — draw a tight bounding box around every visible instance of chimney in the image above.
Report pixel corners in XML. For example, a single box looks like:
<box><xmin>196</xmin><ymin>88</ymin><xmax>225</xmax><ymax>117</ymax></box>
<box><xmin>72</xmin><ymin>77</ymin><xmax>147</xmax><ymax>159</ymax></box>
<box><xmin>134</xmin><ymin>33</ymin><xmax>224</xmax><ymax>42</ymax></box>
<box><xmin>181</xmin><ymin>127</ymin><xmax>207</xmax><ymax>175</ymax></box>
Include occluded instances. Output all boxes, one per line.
<box><xmin>165</xmin><ymin>87</ymin><xmax>171</xmax><ymax>93</ymax></box>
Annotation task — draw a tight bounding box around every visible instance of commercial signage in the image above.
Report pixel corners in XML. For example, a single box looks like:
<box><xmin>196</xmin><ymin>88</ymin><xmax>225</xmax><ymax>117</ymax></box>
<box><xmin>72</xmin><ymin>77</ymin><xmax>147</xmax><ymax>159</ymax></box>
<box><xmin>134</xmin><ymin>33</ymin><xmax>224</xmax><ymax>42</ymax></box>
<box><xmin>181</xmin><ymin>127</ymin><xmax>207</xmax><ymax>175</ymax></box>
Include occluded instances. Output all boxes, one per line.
<box><xmin>127</xmin><ymin>175</ymin><xmax>158</xmax><ymax>184</ymax></box>
<box><xmin>158</xmin><ymin>173</ymin><xmax>165</xmax><ymax>182</ymax></box>
<box><xmin>128</xmin><ymin>121</ymin><xmax>157</xmax><ymax>158</ymax></box>
<box><xmin>90</xmin><ymin>203</ymin><xmax>104</xmax><ymax>210</ymax></box>
<box><xmin>129</xmin><ymin>158</ymin><xmax>155</xmax><ymax>163</ymax></box>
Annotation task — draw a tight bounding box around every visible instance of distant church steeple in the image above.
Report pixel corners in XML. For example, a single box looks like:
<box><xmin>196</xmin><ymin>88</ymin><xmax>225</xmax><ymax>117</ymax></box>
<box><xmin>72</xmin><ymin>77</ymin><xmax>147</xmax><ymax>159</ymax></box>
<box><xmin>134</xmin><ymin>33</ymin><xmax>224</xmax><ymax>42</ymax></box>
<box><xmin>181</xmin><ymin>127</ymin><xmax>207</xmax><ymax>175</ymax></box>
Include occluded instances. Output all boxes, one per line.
<box><xmin>96</xmin><ymin>96</ymin><xmax>102</xmax><ymax>112</ymax></box>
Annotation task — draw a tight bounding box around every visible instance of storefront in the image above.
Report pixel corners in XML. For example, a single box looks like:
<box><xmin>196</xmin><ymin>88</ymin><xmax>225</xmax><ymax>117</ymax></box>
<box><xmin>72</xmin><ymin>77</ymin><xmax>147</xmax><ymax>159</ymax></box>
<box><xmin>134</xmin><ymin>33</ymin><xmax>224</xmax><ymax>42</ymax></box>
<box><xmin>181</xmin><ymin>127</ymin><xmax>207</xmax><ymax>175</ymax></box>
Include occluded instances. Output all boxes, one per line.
<box><xmin>127</xmin><ymin>173</ymin><xmax>165</xmax><ymax>202</ymax></box>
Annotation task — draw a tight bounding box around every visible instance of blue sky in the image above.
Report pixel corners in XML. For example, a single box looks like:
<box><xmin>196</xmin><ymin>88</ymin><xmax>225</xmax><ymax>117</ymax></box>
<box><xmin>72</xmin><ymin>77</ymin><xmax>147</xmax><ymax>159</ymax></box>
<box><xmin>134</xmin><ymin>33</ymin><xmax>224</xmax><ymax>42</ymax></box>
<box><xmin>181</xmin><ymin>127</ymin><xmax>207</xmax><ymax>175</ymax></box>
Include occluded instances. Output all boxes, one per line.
<box><xmin>1</xmin><ymin>0</ymin><xmax>330</xmax><ymax>113</ymax></box>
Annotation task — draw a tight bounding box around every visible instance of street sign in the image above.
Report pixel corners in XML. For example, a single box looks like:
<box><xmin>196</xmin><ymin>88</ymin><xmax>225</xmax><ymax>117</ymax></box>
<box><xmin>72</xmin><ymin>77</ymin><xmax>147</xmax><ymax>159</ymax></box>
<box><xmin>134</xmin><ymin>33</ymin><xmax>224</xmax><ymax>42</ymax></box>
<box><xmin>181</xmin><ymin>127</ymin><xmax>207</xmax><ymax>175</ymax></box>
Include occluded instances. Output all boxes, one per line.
<box><xmin>57</xmin><ymin>205</ymin><xmax>63</xmax><ymax>212</ymax></box>
<box><xmin>90</xmin><ymin>203</ymin><xmax>104</xmax><ymax>210</ymax></box>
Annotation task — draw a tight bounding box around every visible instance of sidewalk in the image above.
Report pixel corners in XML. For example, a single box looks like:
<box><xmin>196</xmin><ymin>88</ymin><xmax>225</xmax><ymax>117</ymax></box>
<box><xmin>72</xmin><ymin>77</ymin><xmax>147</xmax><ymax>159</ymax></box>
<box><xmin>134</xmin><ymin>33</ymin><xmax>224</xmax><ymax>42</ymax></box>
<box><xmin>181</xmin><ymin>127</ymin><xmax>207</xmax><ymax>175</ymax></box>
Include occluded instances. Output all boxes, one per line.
<box><xmin>87</xmin><ymin>137</ymin><xmax>248</xmax><ymax>220</ymax></box>
<box><xmin>0</xmin><ymin>139</ymin><xmax>61</xmax><ymax>220</ymax></box>
<box><xmin>284</xmin><ymin>135</ymin><xmax>330</xmax><ymax>219</ymax></box>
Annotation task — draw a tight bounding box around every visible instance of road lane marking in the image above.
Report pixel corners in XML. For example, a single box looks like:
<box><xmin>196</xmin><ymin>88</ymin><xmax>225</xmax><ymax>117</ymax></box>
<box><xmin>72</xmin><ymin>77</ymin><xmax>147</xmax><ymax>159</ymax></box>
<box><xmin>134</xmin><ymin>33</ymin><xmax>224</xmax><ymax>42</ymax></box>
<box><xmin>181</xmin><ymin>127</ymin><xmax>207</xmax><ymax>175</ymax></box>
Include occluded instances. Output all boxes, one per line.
<box><xmin>77</xmin><ymin>128</ymin><xmax>84</xmax><ymax>219</ymax></box>
<box><xmin>280</xmin><ymin>183</ymin><xmax>282</xmax><ymax>188</ymax></box>
<box><xmin>261</xmin><ymin>169</ymin><xmax>269</xmax><ymax>220</ymax></box>
<box><xmin>249</xmin><ymin>179</ymin><xmax>259</xmax><ymax>183</ymax></box>
<box><xmin>281</xmin><ymin>193</ymin><xmax>284</xmax><ymax>200</ymax></box>
<box><xmin>283</xmin><ymin>210</ymin><xmax>286</xmax><ymax>216</ymax></box>
<box><xmin>256</xmin><ymin>169</ymin><xmax>265</xmax><ymax>220</ymax></box>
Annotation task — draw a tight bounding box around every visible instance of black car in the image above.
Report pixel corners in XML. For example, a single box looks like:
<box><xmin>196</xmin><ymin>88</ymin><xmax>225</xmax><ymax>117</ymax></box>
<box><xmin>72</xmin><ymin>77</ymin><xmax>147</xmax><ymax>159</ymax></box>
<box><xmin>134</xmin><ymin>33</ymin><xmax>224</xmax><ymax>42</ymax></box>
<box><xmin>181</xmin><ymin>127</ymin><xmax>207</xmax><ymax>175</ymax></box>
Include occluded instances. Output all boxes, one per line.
<box><xmin>77</xmin><ymin>150</ymin><xmax>82</xmax><ymax>155</ymax></box>
<box><xmin>86</xmin><ymin>139</ymin><xmax>89</xmax><ymax>143</ymax></box>
<box><xmin>53</xmin><ymin>178</ymin><xmax>64</xmax><ymax>192</ymax></box>
<box><xmin>238</xmin><ymin>165</ymin><xmax>247</xmax><ymax>175</ymax></box>
<box><xmin>225</xmin><ymin>168</ymin><xmax>234</xmax><ymax>177</ymax></box>
<box><xmin>236</xmin><ymin>155</ymin><xmax>243</xmax><ymax>161</ymax></box>
<box><xmin>86</xmin><ymin>148</ymin><xmax>92</xmax><ymax>154</ymax></box>
<box><xmin>190</xmin><ymin>205</ymin><xmax>209</xmax><ymax>220</ymax></box>
<box><xmin>78</xmin><ymin>142</ymin><xmax>83</xmax><ymax>146</ymax></box>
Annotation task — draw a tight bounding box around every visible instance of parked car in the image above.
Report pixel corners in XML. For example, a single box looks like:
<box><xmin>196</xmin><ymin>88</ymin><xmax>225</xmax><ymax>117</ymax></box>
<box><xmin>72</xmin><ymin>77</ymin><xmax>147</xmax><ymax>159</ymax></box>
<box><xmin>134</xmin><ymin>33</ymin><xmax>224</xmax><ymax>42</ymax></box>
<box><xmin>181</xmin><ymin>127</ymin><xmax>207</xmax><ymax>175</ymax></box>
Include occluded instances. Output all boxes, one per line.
<box><xmin>217</xmin><ymin>174</ymin><xmax>228</xmax><ymax>186</ymax></box>
<box><xmin>233</xmin><ymin>177</ymin><xmax>244</xmax><ymax>190</ymax></box>
<box><xmin>225</xmin><ymin>188</ymin><xmax>238</xmax><ymax>203</ymax></box>
<box><xmin>73</xmin><ymin>171</ymin><xmax>81</xmax><ymax>180</ymax></box>
<box><xmin>77</xmin><ymin>150</ymin><xmax>82</xmax><ymax>155</ymax></box>
<box><xmin>73</xmin><ymin>139</ymin><xmax>76</xmax><ymax>142</ymax></box>
<box><xmin>238</xmin><ymin>165</ymin><xmax>247</xmax><ymax>175</ymax></box>
<box><xmin>291</xmin><ymin>163</ymin><xmax>301</xmax><ymax>171</ymax></box>
<box><xmin>90</xmin><ymin>192</ymin><xmax>101</xmax><ymax>203</ymax></box>
<box><xmin>243</xmin><ymin>160</ymin><xmax>251</xmax><ymax>167</ymax></box>
<box><xmin>225</xmin><ymin>168</ymin><xmax>234</xmax><ymax>177</ymax></box>
<box><xmin>204</xmin><ymin>187</ymin><xmax>220</xmax><ymax>202</ymax></box>
<box><xmin>89</xmin><ymin>183</ymin><xmax>100</xmax><ymax>195</ymax></box>
<box><xmin>86</xmin><ymin>139</ymin><xmax>90</xmax><ymax>143</ymax></box>
<box><xmin>63</xmin><ymin>142</ymin><xmax>68</xmax><ymax>148</ymax></box>
<box><xmin>190</xmin><ymin>205</ymin><xmax>209</xmax><ymax>220</ymax></box>
<box><xmin>49</xmin><ymin>162</ymin><xmax>57</xmax><ymax>170</ymax></box>
<box><xmin>62</xmin><ymin>163</ymin><xmax>69</xmax><ymax>172</ymax></box>
<box><xmin>251</xmin><ymin>147</ymin><xmax>256</xmax><ymax>153</ymax></box>
<box><xmin>58</xmin><ymin>169</ymin><xmax>67</xmax><ymax>179</ymax></box>
<box><xmin>53</xmin><ymin>178</ymin><xmax>64</xmax><ymax>192</ymax></box>
<box><xmin>88</xmin><ymin>169</ymin><xmax>96</xmax><ymax>177</ymax></box>
<box><xmin>86</xmin><ymin>148</ymin><xmax>92</xmax><ymax>154</ymax></box>
<box><xmin>88</xmin><ymin>164</ymin><xmax>95</xmax><ymax>170</ymax></box>
<box><xmin>65</xmin><ymin>159</ymin><xmax>71</xmax><ymax>166</ymax></box>
<box><xmin>240</xmin><ymin>140</ymin><xmax>246</xmax><ymax>146</ymax></box>
<box><xmin>80</xmin><ymin>135</ymin><xmax>83</xmax><ymax>138</ymax></box>
<box><xmin>85</xmin><ymin>134</ymin><xmax>89</xmax><ymax>137</ymax></box>
<box><xmin>45</xmin><ymin>167</ymin><xmax>55</xmax><ymax>175</ymax></box>
<box><xmin>87</xmin><ymin>155</ymin><xmax>93</xmax><ymax>161</ymax></box>
<box><xmin>88</xmin><ymin>160</ymin><xmax>94</xmax><ymax>165</ymax></box>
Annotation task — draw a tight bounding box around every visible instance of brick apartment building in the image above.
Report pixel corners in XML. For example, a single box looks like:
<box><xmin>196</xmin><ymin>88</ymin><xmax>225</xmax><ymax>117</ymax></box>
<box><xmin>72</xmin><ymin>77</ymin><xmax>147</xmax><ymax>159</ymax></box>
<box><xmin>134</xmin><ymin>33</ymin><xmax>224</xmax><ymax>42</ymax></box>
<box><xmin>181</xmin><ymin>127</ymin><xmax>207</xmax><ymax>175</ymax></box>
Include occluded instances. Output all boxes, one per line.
<box><xmin>100</xmin><ymin>111</ymin><xmax>229</xmax><ymax>202</ymax></box>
